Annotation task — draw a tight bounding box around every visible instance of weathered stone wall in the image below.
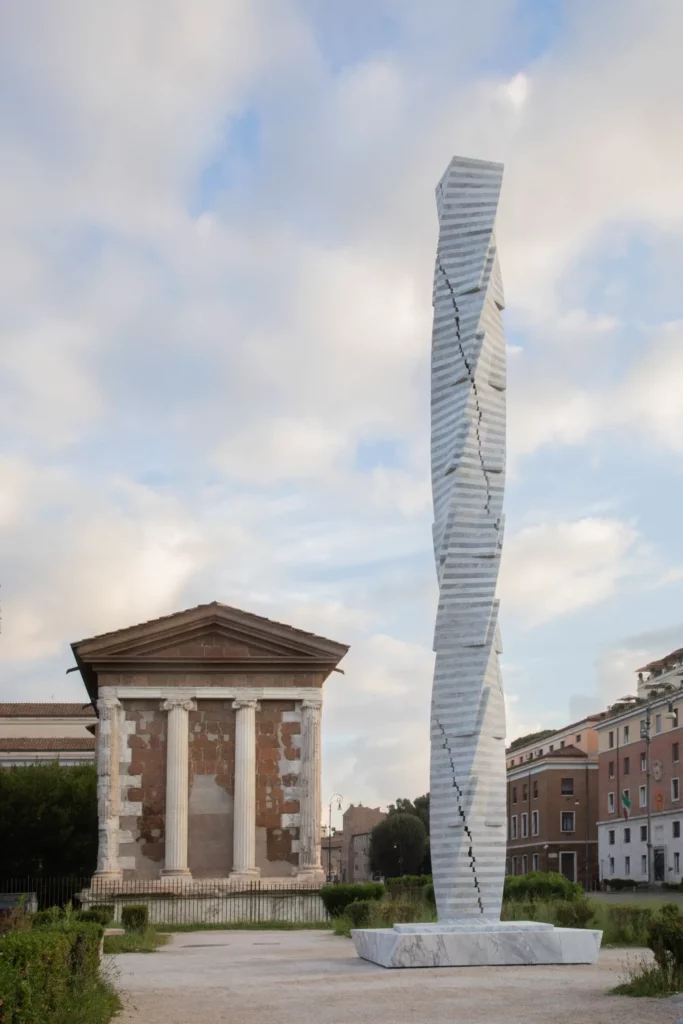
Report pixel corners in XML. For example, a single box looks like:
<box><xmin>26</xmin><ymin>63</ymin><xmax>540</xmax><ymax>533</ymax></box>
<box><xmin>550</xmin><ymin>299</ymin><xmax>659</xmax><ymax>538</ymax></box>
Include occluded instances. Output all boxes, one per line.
<box><xmin>255</xmin><ymin>700</ymin><xmax>301</xmax><ymax>877</ymax></box>
<box><xmin>99</xmin><ymin>668</ymin><xmax>325</xmax><ymax>689</ymax></box>
<box><xmin>120</xmin><ymin>701</ymin><xmax>167</xmax><ymax>879</ymax></box>
<box><xmin>118</xmin><ymin>692</ymin><xmax>305</xmax><ymax>879</ymax></box>
<box><xmin>187</xmin><ymin>700</ymin><xmax>235</xmax><ymax>878</ymax></box>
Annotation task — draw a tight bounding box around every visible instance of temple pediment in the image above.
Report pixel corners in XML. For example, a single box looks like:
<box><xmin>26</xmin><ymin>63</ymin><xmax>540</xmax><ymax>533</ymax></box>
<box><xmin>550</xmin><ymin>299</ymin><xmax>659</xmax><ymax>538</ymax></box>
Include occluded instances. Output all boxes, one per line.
<box><xmin>71</xmin><ymin>602</ymin><xmax>349</xmax><ymax>701</ymax></box>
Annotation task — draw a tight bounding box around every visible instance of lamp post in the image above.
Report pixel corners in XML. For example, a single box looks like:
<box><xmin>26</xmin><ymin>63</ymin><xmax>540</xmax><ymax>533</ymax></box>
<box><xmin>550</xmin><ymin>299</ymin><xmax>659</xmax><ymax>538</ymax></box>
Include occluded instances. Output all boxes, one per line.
<box><xmin>327</xmin><ymin>793</ymin><xmax>343</xmax><ymax>882</ymax></box>
<box><xmin>641</xmin><ymin>698</ymin><xmax>677</xmax><ymax>886</ymax></box>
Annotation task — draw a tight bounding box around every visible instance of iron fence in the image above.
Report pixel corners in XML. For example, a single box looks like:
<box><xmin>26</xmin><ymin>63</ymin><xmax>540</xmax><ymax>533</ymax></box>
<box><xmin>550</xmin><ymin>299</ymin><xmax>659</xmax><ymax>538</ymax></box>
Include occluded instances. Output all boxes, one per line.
<box><xmin>0</xmin><ymin>878</ymin><xmax>329</xmax><ymax>925</ymax></box>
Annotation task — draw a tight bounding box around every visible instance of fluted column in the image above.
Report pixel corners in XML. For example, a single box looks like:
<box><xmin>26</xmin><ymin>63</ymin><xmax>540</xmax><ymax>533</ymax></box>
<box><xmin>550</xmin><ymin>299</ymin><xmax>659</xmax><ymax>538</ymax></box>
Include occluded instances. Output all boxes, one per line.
<box><xmin>161</xmin><ymin>698</ymin><xmax>196</xmax><ymax>878</ymax></box>
<box><xmin>94</xmin><ymin>696</ymin><xmax>123</xmax><ymax>878</ymax></box>
<box><xmin>297</xmin><ymin>697</ymin><xmax>324</xmax><ymax>883</ymax></box>
<box><xmin>230</xmin><ymin>699</ymin><xmax>260</xmax><ymax>879</ymax></box>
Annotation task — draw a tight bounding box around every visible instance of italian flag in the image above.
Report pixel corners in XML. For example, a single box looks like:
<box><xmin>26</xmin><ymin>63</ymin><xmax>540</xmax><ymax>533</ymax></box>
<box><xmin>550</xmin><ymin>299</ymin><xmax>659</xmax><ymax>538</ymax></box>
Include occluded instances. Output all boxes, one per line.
<box><xmin>622</xmin><ymin>792</ymin><xmax>631</xmax><ymax>819</ymax></box>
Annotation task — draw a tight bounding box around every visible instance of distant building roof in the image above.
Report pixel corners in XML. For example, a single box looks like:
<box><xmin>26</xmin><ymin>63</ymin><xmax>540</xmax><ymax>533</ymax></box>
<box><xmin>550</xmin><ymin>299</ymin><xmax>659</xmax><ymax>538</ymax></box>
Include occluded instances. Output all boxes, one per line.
<box><xmin>637</xmin><ymin>648</ymin><xmax>683</xmax><ymax>674</ymax></box>
<box><xmin>0</xmin><ymin>737</ymin><xmax>96</xmax><ymax>751</ymax></box>
<box><xmin>0</xmin><ymin>703</ymin><xmax>95</xmax><ymax>718</ymax></box>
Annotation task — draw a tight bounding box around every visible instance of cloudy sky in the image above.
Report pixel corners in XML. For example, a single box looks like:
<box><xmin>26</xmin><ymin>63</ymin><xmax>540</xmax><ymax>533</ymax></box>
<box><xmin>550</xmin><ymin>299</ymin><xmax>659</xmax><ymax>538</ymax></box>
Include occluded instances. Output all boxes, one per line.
<box><xmin>2</xmin><ymin>0</ymin><xmax>683</xmax><ymax>818</ymax></box>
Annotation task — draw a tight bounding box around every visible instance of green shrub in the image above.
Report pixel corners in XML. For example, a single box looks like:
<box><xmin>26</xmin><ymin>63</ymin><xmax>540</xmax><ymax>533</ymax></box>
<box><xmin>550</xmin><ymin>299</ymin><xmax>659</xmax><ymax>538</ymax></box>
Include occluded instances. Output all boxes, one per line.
<box><xmin>504</xmin><ymin>871</ymin><xmax>582</xmax><ymax>903</ymax></box>
<box><xmin>648</xmin><ymin>903</ymin><xmax>683</xmax><ymax>982</ymax></box>
<box><xmin>320</xmin><ymin>883</ymin><xmax>384</xmax><ymax>917</ymax></box>
<box><xmin>31</xmin><ymin>906</ymin><xmax>64</xmax><ymax>929</ymax></box>
<box><xmin>78</xmin><ymin>907</ymin><xmax>114</xmax><ymax>926</ymax></box>
<box><xmin>385</xmin><ymin>875</ymin><xmax>432</xmax><ymax>889</ymax></box>
<box><xmin>553</xmin><ymin>898</ymin><xmax>595</xmax><ymax>929</ymax></box>
<box><xmin>346</xmin><ymin>900</ymin><xmax>373</xmax><ymax>928</ymax></box>
<box><xmin>0</xmin><ymin>929</ymin><xmax>71</xmax><ymax>1023</ymax></box>
<box><xmin>424</xmin><ymin>882</ymin><xmax>435</xmax><ymax>907</ymax></box>
<box><xmin>603</xmin><ymin>877</ymin><xmax>638</xmax><ymax>891</ymax></box>
<box><xmin>605</xmin><ymin>905</ymin><xmax>654</xmax><ymax>945</ymax></box>
<box><xmin>121</xmin><ymin>905</ymin><xmax>149</xmax><ymax>932</ymax></box>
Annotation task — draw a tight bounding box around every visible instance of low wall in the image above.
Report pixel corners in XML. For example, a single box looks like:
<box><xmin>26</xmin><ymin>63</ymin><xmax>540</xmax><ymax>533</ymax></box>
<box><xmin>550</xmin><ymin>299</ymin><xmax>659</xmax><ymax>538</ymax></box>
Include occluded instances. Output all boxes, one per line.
<box><xmin>80</xmin><ymin>882</ymin><xmax>327</xmax><ymax>925</ymax></box>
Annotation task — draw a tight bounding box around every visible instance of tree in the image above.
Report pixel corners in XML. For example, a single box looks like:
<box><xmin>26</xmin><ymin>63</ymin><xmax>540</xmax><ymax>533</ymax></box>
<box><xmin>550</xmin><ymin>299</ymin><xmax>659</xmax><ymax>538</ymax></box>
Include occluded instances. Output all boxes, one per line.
<box><xmin>0</xmin><ymin>762</ymin><xmax>97</xmax><ymax>877</ymax></box>
<box><xmin>369</xmin><ymin>813</ymin><xmax>427</xmax><ymax>878</ymax></box>
<box><xmin>388</xmin><ymin>793</ymin><xmax>430</xmax><ymax>831</ymax></box>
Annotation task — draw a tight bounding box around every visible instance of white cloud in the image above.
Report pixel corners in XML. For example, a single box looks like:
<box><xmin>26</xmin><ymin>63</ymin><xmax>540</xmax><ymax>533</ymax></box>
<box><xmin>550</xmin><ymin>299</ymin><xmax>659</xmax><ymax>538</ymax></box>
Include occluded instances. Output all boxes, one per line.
<box><xmin>499</xmin><ymin>517</ymin><xmax>640</xmax><ymax>626</ymax></box>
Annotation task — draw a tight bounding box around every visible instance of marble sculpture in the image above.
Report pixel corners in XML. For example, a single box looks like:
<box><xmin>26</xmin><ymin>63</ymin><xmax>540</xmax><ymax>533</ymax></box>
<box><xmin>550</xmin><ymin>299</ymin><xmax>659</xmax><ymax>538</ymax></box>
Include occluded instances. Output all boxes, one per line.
<box><xmin>352</xmin><ymin>155</ymin><xmax>602</xmax><ymax>968</ymax></box>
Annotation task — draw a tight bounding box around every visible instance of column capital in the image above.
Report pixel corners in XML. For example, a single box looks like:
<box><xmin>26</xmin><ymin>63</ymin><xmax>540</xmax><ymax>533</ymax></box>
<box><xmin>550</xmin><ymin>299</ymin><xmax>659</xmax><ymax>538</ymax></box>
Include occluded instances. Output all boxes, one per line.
<box><xmin>301</xmin><ymin>697</ymin><xmax>322</xmax><ymax>710</ymax></box>
<box><xmin>97</xmin><ymin>696</ymin><xmax>122</xmax><ymax>712</ymax></box>
<box><xmin>161</xmin><ymin>698</ymin><xmax>197</xmax><ymax>713</ymax></box>
<box><xmin>232</xmin><ymin>699</ymin><xmax>259</xmax><ymax>711</ymax></box>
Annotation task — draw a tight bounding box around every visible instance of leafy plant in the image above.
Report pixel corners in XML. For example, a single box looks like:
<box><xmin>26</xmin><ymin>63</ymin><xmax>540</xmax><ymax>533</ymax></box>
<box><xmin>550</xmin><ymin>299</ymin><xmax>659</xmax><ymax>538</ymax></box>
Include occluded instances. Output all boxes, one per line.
<box><xmin>503</xmin><ymin>871</ymin><xmax>582</xmax><ymax>903</ymax></box>
<box><xmin>553</xmin><ymin>899</ymin><xmax>595</xmax><ymax>929</ymax></box>
<box><xmin>345</xmin><ymin>900</ymin><xmax>373</xmax><ymax>928</ymax></box>
<box><xmin>369</xmin><ymin>814</ymin><xmax>428</xmax><ymax>878</ymax></box>
<box><xmin>121</xmin><ymin>905</ymin><xmax>149</xmax><ymax>932</ymax></box>
<box><xmin>319</xmin><ymin>883</ymin><xmax>384</xmax><ymax>917</ymax></box>
<box><xmin>605</xmin><ymin>905</ymin><xmax>654</xmax><ymax>946</ymax></box>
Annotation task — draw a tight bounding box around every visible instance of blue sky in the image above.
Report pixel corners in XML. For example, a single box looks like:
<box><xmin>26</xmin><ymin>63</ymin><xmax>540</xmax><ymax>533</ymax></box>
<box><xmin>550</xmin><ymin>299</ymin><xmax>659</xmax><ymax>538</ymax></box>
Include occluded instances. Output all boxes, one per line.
<box><xmin>1</xmin><ymin>0</ymin><xmax>683</xmax><ymax>817</ymax></box>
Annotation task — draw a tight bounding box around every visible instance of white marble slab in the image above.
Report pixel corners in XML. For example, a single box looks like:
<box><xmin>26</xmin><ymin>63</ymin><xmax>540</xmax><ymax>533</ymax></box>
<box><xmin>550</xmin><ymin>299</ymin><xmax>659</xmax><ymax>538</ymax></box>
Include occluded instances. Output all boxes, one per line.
<box><xmin>352</xmin><ymin>921</ymin><xmax>602</xmax><ymax>969</ymax></box>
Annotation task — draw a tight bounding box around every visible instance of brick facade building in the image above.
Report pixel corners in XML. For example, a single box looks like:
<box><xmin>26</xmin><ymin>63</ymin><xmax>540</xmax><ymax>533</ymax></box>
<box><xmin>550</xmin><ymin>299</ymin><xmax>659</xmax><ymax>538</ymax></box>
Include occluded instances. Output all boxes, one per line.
<box><xmin>72</xmin><ymin>602</ymin><xmax>348</xmax><ymax>884</ymax></box>
<box><xmin>341</xmin><ymin>804</ymin><xmax>386</xmax><ymax>882</ymax></box>
<box><xmin>0</xmin><ymin>704</ymin><xmax>96</xmax><ymax>766</ymax></box>
<box><xmin>506</xmin><ymin>715</ymin><xmax>603</xmax><ymax>886</ymax></box>
<box><xmin>596</xmin><ymin>649</ymin><xmax>683</xmax><ymax>884</ymax></box>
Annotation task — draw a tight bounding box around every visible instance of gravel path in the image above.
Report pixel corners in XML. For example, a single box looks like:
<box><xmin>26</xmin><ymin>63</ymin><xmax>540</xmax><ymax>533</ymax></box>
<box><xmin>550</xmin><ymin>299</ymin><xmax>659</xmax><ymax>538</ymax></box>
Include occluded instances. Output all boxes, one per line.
<box><xmin>110</xmin><ymin>931</ymin><xmax>679</xmax><ymax>1024</ymax></box>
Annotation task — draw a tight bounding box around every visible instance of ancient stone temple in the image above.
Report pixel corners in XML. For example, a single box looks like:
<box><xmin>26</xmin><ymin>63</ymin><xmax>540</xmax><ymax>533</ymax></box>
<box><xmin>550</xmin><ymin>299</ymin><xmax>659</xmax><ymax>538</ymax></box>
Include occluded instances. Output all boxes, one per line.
<box><xmin>72</xmin><ymin>602</ymin><xmax>348</xmax><ymax>885</ymax></box>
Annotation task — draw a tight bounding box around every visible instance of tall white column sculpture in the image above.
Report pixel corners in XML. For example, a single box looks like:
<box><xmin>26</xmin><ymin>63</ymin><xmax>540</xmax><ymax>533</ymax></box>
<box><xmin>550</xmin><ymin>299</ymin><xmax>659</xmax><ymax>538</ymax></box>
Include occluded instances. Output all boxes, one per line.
<box><xmin>351</xmin><ymin>156</ymin><xmax>603</xmax><ymax>965</ymax></box>
<box><xmin>161</xmin><ymin>697</ymin><xmax>196</xmax><ymax>879</ymax></box>
<box><xmin>297</xmin><ymin>698</ymin><xmax>324</xmax><ymax>883</ymax></box>
<box><xmin>230</xmin><ymin>699</ymin><xmax>260</xmax><ymax>879</ymax></box>
<box><xmin>94</xmin><ymin>696</ymin><xmax>123</xmax><ymax>878</ymax></box>
<box><xmin>429</xmin><ymin>155</ymin><xmax>507</xmax><ymax>919</ymax></box>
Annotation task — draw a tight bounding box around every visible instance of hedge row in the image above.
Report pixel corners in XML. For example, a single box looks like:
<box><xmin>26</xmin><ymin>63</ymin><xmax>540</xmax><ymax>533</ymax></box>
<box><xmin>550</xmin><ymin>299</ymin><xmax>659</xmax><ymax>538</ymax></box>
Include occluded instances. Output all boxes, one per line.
<box><xmin>320</xmin><ymin>883</ymin><xmax>385</xmax><ymax>917</ymax></box>
<box><xmin>504</xmin><ymin>871</ymin><xmax>583</xmax><ymax>902</ymax></box>
<box><xmin>0</xmin><ymin>921</ymin><xmax>104</xmax><ymax>1024</ymax></box>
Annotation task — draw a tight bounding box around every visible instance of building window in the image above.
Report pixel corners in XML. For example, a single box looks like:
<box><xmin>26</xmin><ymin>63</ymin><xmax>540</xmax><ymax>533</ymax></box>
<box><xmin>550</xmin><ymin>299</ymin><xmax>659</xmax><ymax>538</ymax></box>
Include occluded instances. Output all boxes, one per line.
<box><xmin>641</xmin><ymin>753</ymin><xmax>647</xmax><ymax>772</ymax></box>
<box><xmin>576</xmin><ymin>733</ymin><xmax>582</xmax><ymax>743</ymax></box>
<box><xmin>639</xmin><ymin>786</ymin><xmax>647</xmax><ymax>808</ymax></box>
<box><xmin>561</xmin><ymin>812</ymin><xmax>575</xmax><ymax>833</ymax></box>
<box><xmin>609</xmin><ymin>761</ymin><xmax>615</xmax><ymax>779</ymax></box>
<box><xmin>533</xmin><ymin>780</ymin><xmax>538</xmax><ymax>799</ymax></box>
<box><xmin>608</xmin><ymin>731</ymin><xmax>614</xmax><ymax>748</ymax></box>
<box><xmin>561</xmin><ymin>777</ymin><xmax>574</xmax><ymax>795</ymax></box>
<box><xmin>624</xmin><ymin>827</ymin><xmax>631</xmax><ymax>844</ymax></box>
<box><xmin>532</xmin><ymin>810</ymin><xmax>539</xmax><ymax>836</ymax></box>
<box><xmin>512</xmin><ymin>787</ymin><xmax>517</xmax><ymax>804</ymax></box>
<box><xmin>549</xmin><ymin>744</ymin><xmax>554</xmax><ymax>752</ymax></box>
<box><xmin>674</xmin><ymin>743</ymin><xmax>680</xmax><ymax>764</ymax></box>
<box><xmin>608</xmin><ymin>792</ymin><xmax>615</xmax><ymax>813</ymax></box>
<box><xmin>674</xmin><ymin>821</ymin><xmax>681</xmax><ymax>839</ymax></box>
<box><xmin>673</xmin><ymin>707</ymin><xmax>680</xmax><ymax>728</ymax></box>
<box><xmin>608</xmin><ymin>830</ymin><xmax>615</xmax><ymax>846</ymax></box>
<box><xmin>510</xmin><ymin>816</ymin><xmax>518</xmax><ymax>840</ymax></box>
<box><xmin>676</xmin><ymin>852</ymin><xmax>681</xmax><ymax>875</ymax></box>
<box><xmin>640</xmin><ymin>825</ymin><xmax>648</xmax><ymax>842</ymax></box>
<box><xmin>522</xmin><ymin>784</ymin><xmax>528</xmax><ymax>801</ymax></box>
<box><xmin>511</xmin><ymin>855</ymin><xmax>518</xmax><ymax>875</ymax></box>
<box><xmin>624</xmin><ymin>757</ymin><xmax>630</xmax><ymax>775</ymax></box>
<box><xmin>609</xmin><ymin>857</ymin><xmax>615</xmax><ymax>875</ymax></box>
<box><xmin>624</xmin><ymin>725</ymin><xmax>630</xmax><ymax>743</ymax></box>
<box><xmin>673</xmin><ymin>778</ymin><xmax>680</xmax><ymax>802</ymax></box>
<box><xmin>532</xmin><ymin>853</ymin><xmax>539</xmax><ymax>871</ymax></box>
<box><xmin>522</xmin><ymin>854</ymin><xmax>528</xmax><ymax>874</ymax></box>
<box><xmin>521</xmin><ymin>812</ymin><xmax>529</xmax><ymax>838</ymax></box>
<box><xmin>656</xmin><ymin>714</ymin><xmax>662</xmax><ymax>734</ymax></box>
<box><xmin>625</xmin><ymin>856</ymin><xmax>631</xmax><ymax>876</ymax></box>
<box><xmin>623</xmin><ymin>788</ymin><xmax>630</xmax><ymax>813</ymax></box>
<box><xmin>641</xmin><ymin>854</ymin><xmax>647</xmax><ymax>875</ymax></box>
<box><xmin>527</xmin><ymin>753</ymin><xmax>533</xmax><ymax>761</ymax></box>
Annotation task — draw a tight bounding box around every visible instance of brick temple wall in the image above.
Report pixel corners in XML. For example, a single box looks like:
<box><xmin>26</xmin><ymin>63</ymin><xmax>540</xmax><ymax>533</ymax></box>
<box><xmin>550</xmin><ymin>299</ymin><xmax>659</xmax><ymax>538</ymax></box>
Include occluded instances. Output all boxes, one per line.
<box><xmin>117</xmin><ymin>691</ymin><xmax>304</xmax><ymax>879</ymax></box>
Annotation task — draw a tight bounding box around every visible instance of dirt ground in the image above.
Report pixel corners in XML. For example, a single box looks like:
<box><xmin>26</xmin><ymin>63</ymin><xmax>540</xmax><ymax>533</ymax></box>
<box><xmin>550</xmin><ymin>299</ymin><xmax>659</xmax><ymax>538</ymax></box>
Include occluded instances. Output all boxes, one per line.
<box><xmin>110</xmin><ymin>930</ymin><xmax>681</xmax><ymax>1024</ymax></box>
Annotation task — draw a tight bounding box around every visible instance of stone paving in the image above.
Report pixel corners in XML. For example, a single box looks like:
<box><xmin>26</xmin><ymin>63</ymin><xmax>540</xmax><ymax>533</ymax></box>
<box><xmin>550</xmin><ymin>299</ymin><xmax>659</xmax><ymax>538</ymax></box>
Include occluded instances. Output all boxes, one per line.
<box><xmin>111</xmin><ymin>930</ymin><xmax>678</xmax><ymax>1024</ymax></box>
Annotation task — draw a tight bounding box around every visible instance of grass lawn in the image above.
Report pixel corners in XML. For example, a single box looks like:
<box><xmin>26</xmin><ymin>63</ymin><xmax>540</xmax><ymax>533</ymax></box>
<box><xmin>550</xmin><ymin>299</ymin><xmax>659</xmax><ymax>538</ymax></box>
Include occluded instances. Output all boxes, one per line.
<box><xmin>104</xmin><ymin>926</ymin><xmax>171</xmax><ymax>953</ymax></box>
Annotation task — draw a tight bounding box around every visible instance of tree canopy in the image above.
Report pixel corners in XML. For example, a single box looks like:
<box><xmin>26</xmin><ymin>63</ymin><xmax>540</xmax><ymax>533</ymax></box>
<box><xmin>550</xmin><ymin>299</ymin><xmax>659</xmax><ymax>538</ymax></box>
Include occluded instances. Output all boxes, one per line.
<box><xmin>0</xmin><ymin>762</ymin><xmax>98</xmax><ymax>877</ymax></box>
<box><xmin>388</xmin><ymin>793</ymin><xmax>430</xmax><ymax>832</ymax></box>
<box><xmin>369</xmin><ymin>812</ymin><xmax>427</xmax><ymax>878</ymax></box>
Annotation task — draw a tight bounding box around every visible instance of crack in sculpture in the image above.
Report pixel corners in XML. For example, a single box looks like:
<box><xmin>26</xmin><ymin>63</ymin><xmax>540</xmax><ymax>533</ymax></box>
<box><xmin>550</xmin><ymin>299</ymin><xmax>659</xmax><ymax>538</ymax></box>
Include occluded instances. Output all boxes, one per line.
<box><xmin>436</xmin><ymin>258</ymin><xmax>493</xmax><ymax>515</ymax></box>
<box><xmin>435</xmin><ymin>717</ymin><xmax>484</xmax><ymax>914</ymax></box>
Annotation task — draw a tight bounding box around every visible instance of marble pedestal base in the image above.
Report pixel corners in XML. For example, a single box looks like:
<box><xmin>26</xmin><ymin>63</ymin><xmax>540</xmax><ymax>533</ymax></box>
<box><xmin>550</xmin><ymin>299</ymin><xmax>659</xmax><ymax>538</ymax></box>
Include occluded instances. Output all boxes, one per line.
<box><xmin>352</xmin><ymin>920</ymin><xmax>602</xmax><ymax>969</ymax></box>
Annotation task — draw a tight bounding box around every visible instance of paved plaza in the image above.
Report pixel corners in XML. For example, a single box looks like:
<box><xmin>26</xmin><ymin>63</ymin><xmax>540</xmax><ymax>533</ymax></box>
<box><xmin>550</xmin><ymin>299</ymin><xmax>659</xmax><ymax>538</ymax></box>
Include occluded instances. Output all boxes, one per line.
<box><xmin>111</xmin><ymin>930</ymin><xmax>677</xmax><ymax>1024</ymax></box>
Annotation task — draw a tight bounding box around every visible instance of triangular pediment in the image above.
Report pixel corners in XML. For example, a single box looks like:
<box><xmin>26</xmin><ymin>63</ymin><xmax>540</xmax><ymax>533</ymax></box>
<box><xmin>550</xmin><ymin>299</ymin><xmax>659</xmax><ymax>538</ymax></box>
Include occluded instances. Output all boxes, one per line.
<box><xmin>72</xmin><ymin>601</ymin><xmax>349</xmax><ymax>665</ymax></box>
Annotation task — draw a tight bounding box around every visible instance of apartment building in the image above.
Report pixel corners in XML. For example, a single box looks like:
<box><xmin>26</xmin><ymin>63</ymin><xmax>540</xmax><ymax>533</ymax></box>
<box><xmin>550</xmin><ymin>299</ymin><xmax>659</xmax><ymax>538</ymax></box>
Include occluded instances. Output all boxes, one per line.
<box><xmin>596</xmin><ymin>648</ymin><xmax>683</xmax><ymax>884</ymax></box>
<box><xmin>506</xmin><ymin>742</ymin><xmax>599</xmax><ymax>886</ymax></box>
<box><xmin>0</xmin><ymin>703</ymin><xmax>96</xmax><ymax>766</ymax></box>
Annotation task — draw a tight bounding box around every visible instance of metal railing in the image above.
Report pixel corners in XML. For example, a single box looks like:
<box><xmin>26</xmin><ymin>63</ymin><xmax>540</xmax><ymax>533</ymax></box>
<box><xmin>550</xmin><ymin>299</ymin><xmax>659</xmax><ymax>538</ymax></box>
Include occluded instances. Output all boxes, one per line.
<box><xmin>0</xmin><ymin>877</ymin><xmax>329</xmax><ymax>924</ymax></box>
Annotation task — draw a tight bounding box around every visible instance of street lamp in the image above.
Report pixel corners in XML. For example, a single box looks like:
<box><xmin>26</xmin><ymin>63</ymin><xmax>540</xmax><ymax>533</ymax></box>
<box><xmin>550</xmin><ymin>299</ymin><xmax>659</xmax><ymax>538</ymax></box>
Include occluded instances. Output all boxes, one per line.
<box><xmin>641</xmin><ymin>699</ymin><xmax>677</xmax><ymax>886</ymax></box>
<box><xmin>327</xmin><ymin>793</ymin><xmax>343</xmax><ymax>883</ymax></box>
